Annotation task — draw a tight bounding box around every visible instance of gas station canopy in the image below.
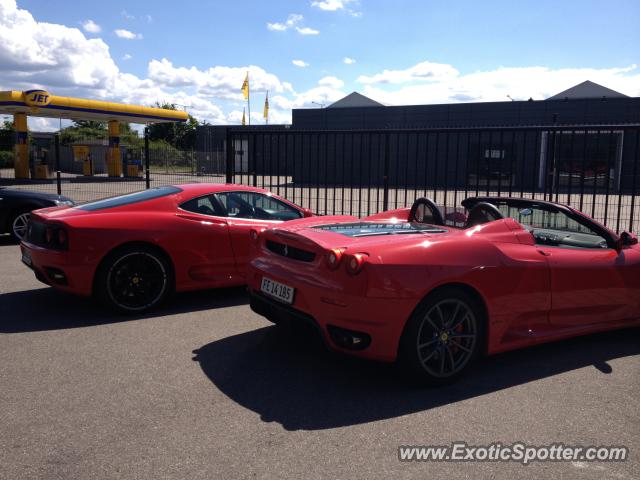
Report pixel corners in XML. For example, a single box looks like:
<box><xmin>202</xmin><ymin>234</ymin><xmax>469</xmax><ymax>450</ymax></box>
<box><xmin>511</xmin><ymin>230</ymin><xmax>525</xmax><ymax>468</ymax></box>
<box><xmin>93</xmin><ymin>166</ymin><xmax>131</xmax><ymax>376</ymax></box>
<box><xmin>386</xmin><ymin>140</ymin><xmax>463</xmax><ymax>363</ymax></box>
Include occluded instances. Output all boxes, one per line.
<box><xmin>0</xmin><ymin>90</ymin><xmax>188</xmax><ymax>124</ymax></box>
<box><xmin>2</xmin><ymin>89</ymin><xmax>189</xmax><ymax>179</ymax></box>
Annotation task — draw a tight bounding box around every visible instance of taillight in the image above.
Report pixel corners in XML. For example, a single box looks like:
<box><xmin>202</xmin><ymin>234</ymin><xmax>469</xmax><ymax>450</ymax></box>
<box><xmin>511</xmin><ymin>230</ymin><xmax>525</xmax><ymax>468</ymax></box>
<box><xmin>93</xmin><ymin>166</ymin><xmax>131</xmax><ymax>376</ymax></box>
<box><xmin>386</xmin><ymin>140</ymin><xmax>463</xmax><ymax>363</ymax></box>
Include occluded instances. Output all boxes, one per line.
<box><xmin>45</xmin><ymin>225</ymin><xmax>68</xmax><ymax>250</ymax></box>
<box><xmin>345</xmin><ymin>253</ymin><xmax>368</xmax><ymax>275</ymax></box>
<box><xmin>249</xmin><ymin>229</ymin><xmax>259</xmax><ymax>241</ymax></box>
<box><xmin>326</xmin><ymin>248</ymin><xmax>345</xmax><ymax>270</ymax></box>
<box><xmin>58</xmin><ymin>229</ymin><xmax>67</xmax><ymax>245</ymax></box>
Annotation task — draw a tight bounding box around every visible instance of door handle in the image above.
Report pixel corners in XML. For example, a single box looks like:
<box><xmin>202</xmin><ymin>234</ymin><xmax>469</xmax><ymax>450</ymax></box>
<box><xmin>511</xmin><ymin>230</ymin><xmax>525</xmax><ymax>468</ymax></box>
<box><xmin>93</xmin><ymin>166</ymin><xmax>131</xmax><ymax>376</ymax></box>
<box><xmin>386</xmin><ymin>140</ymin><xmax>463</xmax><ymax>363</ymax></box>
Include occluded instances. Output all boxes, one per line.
<box><xmin>538</xmin><ymin>250</ymin><xmax>551</xmax><ymax>257</ymax></box>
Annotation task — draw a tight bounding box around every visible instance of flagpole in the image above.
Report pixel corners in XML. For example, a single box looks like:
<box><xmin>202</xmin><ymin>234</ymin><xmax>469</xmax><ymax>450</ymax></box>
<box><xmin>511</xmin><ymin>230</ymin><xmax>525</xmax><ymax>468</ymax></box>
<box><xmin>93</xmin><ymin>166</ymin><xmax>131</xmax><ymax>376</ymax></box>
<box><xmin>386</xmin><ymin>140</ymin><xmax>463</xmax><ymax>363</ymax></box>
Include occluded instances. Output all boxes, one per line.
<box><xmin>247</xmin><ymin>74</ymin><xmax>251</xmax><ymax>126</ymax></box>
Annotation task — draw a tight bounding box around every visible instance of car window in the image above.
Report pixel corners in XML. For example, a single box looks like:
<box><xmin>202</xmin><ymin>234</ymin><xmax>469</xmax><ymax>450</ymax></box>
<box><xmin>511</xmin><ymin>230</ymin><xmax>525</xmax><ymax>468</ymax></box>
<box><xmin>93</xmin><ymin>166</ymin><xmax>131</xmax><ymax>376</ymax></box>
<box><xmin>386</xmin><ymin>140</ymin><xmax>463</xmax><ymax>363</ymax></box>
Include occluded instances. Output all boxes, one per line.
<box><xmin>180</xmin><ymin>194</ymin><xmax>224</xmax><ymax>217</ymax></box>
<box><xmin>77</xmin><ymin>186</ymin><xmax>182</xmax><ymax>211</ymax></box>
<box><xmin>215</xmin><ymin>192</ymin><xmax>302</xmax><ymax>221</ymax></box>
<box><xmin>494</xmin><ymin>203</ymin><xmax>609</xmax><ymax>249</ymax></box>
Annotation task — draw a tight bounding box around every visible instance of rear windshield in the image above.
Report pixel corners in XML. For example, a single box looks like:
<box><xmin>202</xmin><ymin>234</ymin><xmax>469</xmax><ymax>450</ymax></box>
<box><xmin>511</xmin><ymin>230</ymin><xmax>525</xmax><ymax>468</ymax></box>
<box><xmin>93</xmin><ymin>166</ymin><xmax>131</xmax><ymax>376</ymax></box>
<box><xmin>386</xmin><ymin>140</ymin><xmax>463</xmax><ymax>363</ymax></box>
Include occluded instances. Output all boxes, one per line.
<box><xmin>77</xmin><ymin>186</ymin><xmax>182</xmax><ymax>211</ymax></box>
<box><xmin>313</xmin><ymin>222</ymin><xmax>447</xmax><ymax>237</ymax></box>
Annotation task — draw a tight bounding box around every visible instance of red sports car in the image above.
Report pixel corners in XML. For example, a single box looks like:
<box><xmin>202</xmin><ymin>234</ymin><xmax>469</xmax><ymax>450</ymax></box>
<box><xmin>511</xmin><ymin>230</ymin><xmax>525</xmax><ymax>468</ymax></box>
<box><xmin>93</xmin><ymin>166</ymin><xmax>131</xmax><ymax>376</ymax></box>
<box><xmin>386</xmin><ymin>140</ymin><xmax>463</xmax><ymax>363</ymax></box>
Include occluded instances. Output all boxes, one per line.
<box><xmin>247</xmin><ymin>196</ymin><xmax>640</xmax><ymax>384</ymax></box>
<box><xmin>20</xmin><ymin>184</ymin><xmax>311</xmax><ymax>313</ymax></box>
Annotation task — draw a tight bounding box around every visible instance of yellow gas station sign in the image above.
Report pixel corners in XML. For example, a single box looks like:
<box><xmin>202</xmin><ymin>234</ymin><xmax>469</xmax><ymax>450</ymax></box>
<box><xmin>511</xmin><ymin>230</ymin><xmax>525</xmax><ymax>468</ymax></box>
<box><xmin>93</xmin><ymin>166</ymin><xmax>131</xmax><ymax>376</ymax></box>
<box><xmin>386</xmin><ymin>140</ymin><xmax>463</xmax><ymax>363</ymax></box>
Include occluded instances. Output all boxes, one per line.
<box><xmin>23</xmin><ymin>89</ymin><xmax>52</xmax><ymax>108</ymax></box>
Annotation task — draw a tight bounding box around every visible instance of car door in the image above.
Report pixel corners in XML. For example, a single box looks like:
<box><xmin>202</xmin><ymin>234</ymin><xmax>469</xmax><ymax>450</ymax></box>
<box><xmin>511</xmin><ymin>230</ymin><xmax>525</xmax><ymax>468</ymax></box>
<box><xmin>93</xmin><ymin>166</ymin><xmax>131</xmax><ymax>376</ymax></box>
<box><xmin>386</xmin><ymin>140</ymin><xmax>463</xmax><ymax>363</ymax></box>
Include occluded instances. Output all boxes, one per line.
<box><xmin>176</xmin><ymin>194</ymin><xmax>237</xmax><ymax>285</ymax></box>
<box><xmin>214</xmin><ymin>191</ymin><xmax>303</xmax><ymax>275</ymax></box>
<box><xmin>529</xmin><ymin>209</ymin><xmax>639</xmax><ymax>326</ymax></box>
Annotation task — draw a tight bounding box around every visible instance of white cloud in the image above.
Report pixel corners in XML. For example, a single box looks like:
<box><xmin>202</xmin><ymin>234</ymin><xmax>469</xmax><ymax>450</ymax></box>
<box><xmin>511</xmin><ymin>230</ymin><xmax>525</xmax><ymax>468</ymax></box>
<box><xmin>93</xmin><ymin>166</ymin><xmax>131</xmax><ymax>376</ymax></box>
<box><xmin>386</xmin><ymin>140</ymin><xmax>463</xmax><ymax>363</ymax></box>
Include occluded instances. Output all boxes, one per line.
<box><xmin>292</xmin><ymin>59</ymin><xmax>309</xmax><ymax>68</ymax></box>
<box><xmin>318</xmin><ymin>76</ymin><xmax>344</xmax><ymax>88</ymax></box>
<box><xmin>343</xmin><ymin>57</ymin><xmax>356</xmax><ymax>65</ymax></box>
<box><xmin>121</xmin><ymin>10</ymin><xmax>134</xmax><ymax>20</ymax></box>
<box><xmin>146</xmin><ymin>14</ymin><xmax>153</xmax><ymax>23</ymax></box>
<box><xmin>122</xmin><ymin>53</ymin><xmax>132</xmax><ymax>60</ymax></box>
<box><xmin>81</xmin><ymin>19</ymin><xmax>101</xmax><ymax>33</ymax></box>
<box><xmin>114</xmin><ymin>29</ymin><xmax>143</xmax><ymax>40</ymax></box>
<box><xmin>147</xmin><ymin>58</ymin><xmax>291</xmax><ymax>99</ymax></box>
<box><xmin>311</xmin><ymin>0</ymin><xmax>345</xmax><ymax>10</ymax></box>
<box><xmin>357</xmin><ymin>60</ymin><xmax>459</xmax><ymax>85</ymax></box>
<box><xmin>266</xmin><ymin>22</ymin><xmax>287</xmax><ymax>31</ymax></box>
<box><xmin>267</xmin><ymin>13</ymin><xmax>302</xmax><ymax>31</ymax></box>
<box><xmin>296</xmin><ymin>26</ymin><xmax>320</xmax><ymax>35</ymax></box>
<box><xmin>311</xmin><ymin>0</ymin><xmax>361</xmax><ymax>17</ymax></box>
<box><xmin>358</xmin><ymin>61</ymin><xmax>640</xmax><ymax>106</ymax></box>
<box><xmin>0</xmin><ymin>0</ymin><xmax>119</xmax><ymax>88</ymax></box>
<box><xmin>267</xmin><ymin>14</ymin><xmax>319</xmax><ymax>35</ymax></box>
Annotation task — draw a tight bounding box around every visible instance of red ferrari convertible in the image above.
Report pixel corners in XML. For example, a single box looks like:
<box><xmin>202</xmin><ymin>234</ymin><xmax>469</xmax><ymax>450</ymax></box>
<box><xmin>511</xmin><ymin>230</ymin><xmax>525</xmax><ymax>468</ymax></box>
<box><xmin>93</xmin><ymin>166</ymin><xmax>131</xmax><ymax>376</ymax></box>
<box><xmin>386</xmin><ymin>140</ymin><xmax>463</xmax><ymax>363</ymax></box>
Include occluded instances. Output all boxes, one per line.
<box><xmin>247</xmin><ymin>196</ymin><xmax>640</xmax><ymax>384</ymax></box>
<box><xmin>20</xmin><ymin>184</ymin><xmax>311</xmax><ymax>312</ymax></box>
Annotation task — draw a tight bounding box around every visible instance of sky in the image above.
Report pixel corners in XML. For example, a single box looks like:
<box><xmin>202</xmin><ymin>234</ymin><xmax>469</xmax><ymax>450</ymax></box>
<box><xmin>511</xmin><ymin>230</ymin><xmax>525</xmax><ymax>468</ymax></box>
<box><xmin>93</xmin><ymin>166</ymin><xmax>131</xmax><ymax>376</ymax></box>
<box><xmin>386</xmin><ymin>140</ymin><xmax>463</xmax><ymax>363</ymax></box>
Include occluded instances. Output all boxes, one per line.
<box><xmin>1</xmin><ymin>0</ymin><xmax>639</xmax><ymax>130</ymax></box>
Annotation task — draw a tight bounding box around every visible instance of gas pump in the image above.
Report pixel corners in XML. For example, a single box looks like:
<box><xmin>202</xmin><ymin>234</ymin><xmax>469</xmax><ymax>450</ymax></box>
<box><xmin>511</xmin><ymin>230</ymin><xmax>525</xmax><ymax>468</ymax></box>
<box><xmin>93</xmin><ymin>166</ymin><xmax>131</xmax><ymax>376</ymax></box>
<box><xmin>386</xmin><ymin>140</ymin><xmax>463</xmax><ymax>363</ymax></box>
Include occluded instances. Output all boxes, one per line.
<box><xmin>72</xmin><ymin>145</ymin><xmax>92</xmax><ymax>176</ymax></box>
<box><xmin>33</xmin><ymin>146</ymin><xmax>50</xmax><ymax>179</ymax></box>
<box><xmin>125</xmin><ymin>149</ymin><xmax>142</xmax><ymax>178</ymax></box>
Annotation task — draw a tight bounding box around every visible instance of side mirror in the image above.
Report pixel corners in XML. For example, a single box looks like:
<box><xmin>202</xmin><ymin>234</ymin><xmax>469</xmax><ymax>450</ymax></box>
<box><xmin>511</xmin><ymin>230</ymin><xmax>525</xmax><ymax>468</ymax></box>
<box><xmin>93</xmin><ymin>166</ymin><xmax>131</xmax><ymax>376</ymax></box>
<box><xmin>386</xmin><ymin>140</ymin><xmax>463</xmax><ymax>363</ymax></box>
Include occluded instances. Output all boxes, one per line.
<box><xmin>302</xmin><ymin>208</ymin><xmax>313</xmax><ymax>218</ymax></box>
<box><xmin>620</xmin><ymin>231</ymin><xmax>638</xmax><ymax>247</ymax></box>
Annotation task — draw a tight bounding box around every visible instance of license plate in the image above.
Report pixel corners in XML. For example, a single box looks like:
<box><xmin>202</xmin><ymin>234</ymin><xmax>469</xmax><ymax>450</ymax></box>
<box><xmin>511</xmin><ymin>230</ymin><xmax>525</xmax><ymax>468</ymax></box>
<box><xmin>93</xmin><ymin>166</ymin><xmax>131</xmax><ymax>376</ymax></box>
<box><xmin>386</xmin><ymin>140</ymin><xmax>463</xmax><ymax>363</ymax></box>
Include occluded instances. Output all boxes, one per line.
<box><xmin>261</xmin><ymin>276</ymin><xmax>295</xmax><ymax>304</ymax></box>
<box><xmin>21</xmin><ymin>250</ymin><xmax>32</xmax><ymax>267</ymax></box>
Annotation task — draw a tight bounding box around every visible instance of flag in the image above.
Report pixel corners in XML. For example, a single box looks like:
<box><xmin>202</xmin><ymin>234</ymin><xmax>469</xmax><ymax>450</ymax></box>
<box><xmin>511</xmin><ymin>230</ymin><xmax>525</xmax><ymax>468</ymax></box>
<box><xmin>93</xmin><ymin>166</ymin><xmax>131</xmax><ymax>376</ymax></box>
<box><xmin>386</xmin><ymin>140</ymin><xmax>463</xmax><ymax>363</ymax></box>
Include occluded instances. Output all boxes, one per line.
<box><xmin>242</xmin><ymin>108</ymin><xmax>246</xmax><ymax>126</ymax></box>
<box><xmin>241</xmin><ymin>72</ymin><xmax>249</xmax><ymax>100</ymax></box>
<box><xmin>263</xmin><ymin>92</ymin><xmax>269</xmax><ymax>120</ymax></box>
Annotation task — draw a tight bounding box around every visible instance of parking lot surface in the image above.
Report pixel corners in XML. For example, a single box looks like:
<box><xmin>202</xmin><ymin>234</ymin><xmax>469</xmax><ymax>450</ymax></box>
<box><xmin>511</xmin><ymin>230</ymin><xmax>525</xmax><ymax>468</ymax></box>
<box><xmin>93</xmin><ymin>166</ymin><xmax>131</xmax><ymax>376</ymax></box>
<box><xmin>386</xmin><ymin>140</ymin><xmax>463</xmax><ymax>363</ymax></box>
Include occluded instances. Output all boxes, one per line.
<box><xmin>1</xmin><ymin>237</ymin><xmax>638</xmax><ymax>479</ymax></box>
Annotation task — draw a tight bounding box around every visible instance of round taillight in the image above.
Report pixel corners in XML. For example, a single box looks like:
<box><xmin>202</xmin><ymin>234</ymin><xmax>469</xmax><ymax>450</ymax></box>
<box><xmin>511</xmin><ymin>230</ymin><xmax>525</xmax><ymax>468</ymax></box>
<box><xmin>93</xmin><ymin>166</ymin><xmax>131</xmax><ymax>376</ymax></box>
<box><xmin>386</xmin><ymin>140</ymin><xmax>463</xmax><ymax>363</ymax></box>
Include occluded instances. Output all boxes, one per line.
<box><xmin>58</xmin><ymin>228</ymin><xmax>67</xmax><ymax>245</ymax></box>
<box><xmin>345</xmin><ymin>253</ymin><xmax>368</xmax><ymax>275</ymax></box>
<box><xmin>45</xmin><ymin>227</ymin><xmax>54</xmax><ymax>244</ymax></box>
<box><xmin>326</xmin><ymin>248</ymin><xmax>344</xmax><ymax>270</ymax></box>
<box><xmin>249</xmin><ymin>229</ymin><xmax>259</xmax><ymax>241</ymax></box>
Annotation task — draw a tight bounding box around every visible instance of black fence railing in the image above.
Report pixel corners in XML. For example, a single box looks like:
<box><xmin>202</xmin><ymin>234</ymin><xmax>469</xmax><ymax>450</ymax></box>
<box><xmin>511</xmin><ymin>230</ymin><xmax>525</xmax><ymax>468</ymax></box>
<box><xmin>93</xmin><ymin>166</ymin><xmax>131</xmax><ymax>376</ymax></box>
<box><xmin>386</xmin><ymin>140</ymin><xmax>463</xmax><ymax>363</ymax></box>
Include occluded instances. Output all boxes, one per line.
<box><xmin>1</xmin><ymin>124</ymin><xmax>639</xmax><ymax>234</ymax></box>
<box><xmin>225</xmin><ymin>125</ymin><xmax>640</xmax><ymax>233</ymax></box>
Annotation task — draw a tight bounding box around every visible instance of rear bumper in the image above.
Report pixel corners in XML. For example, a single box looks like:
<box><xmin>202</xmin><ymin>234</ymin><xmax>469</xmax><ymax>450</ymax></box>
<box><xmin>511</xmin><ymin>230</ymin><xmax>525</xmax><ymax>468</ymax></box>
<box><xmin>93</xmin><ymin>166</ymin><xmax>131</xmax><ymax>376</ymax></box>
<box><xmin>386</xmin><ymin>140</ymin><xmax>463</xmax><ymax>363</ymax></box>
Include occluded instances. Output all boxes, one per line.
<box><xmin>20</xmin><ymin>242</ymin><xmax>95</xmax><ymax>296</ymax></box>
<box><xmin>247</xmin><ymin>265</ymin><xmax>418</xmax><ymax>362</ymax></box>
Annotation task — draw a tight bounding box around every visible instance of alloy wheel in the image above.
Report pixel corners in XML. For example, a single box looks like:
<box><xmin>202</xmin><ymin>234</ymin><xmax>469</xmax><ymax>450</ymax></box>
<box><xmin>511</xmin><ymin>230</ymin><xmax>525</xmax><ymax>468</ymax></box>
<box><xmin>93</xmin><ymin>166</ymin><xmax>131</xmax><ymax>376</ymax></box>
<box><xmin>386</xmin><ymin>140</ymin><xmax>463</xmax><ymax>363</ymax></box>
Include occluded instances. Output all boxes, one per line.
<box><xmin>106</xmin><ymin>252</ymin><xmax>168</xmax><ymax>311</ymax></box>
<box><xmin>416</xmin><ymin>298</ymin><xmax>477</xmax><ymax>378</ymax></box>
<box><xmin>12</xmin><ymin>212</ymin><xmax>31</xmax><ymax>240</ymax></box>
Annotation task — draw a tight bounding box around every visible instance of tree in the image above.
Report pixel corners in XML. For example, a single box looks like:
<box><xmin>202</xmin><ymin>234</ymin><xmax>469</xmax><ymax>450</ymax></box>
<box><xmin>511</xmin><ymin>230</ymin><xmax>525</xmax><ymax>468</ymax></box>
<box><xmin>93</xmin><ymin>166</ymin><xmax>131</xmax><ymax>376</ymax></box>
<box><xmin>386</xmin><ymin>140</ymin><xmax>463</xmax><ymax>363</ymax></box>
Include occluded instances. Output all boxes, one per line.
<box><xmin>0</xmin><ymin>120</ymin><xmax>14</xmax><ymax>148</ymax></box>
<box><xmin>72</xmin><ymin>120</ymin><xmax>106</xmax><ymax>130</ymax></box>
<box><xmin>146</xmin><ymin>102</ymin><xmax>200</xmax><ymax>150</ymax></box>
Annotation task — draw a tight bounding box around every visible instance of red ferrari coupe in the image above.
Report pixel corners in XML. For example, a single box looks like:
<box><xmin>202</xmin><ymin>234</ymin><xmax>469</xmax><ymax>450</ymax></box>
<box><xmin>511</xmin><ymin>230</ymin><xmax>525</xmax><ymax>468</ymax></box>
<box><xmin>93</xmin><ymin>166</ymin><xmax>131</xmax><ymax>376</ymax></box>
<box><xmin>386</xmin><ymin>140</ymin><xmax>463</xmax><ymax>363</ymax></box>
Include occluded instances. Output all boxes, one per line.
<box><xmin>20</xmin><ymin>184</ymin><xmax>311</xmax><ymax>312</ymax></box>
<box><xmin>247</xmin><ymin>196</ymin><xmax>640</xmax><ymax>384</ymax></box>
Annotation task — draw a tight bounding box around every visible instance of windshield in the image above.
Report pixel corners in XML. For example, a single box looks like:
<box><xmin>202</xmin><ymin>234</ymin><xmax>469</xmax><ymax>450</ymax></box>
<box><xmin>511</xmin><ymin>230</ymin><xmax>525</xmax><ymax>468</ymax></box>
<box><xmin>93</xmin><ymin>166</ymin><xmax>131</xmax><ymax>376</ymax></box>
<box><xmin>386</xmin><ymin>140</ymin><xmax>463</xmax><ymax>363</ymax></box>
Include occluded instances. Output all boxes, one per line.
<box><xmin>313</xmin><ymin>222</ymin><xmax>447</xmax><ymax>238</ymax></box>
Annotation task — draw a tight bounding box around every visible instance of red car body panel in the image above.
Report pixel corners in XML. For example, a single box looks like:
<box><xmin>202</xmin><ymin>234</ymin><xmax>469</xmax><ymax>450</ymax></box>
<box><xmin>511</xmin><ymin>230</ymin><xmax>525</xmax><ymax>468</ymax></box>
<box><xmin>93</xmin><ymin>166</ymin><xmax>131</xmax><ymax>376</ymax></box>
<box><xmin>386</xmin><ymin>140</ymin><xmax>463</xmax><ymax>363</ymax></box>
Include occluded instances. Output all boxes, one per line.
<box><xmin>247</xmin><ymin>205</ymin><xmax>640</xmax><ymax>362</ymax></box>
<box><xmin>20</xmin><ymin>184</ymin><xmax>309</xmax><ymax>297</ymax></box>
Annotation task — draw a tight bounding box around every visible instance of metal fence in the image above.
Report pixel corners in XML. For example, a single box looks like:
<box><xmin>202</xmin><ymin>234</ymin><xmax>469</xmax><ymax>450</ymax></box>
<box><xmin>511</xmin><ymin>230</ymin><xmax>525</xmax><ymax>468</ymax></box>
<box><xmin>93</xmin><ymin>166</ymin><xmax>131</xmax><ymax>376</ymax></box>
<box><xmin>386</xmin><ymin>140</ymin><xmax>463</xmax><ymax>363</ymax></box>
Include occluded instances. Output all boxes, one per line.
<box><xmin>1</xmin><ymin>124</ymin><xmax>639</xmax><ymax>233</ymax></box>
<box><xmin>225</xmin><ymin>125</ymin><xmax>640</xmax><ymax>233</ymax></box>
<box><xmin>0</xmin><ymin>134</ymin><xmax>226</xmax><ymax>203</ymax></box>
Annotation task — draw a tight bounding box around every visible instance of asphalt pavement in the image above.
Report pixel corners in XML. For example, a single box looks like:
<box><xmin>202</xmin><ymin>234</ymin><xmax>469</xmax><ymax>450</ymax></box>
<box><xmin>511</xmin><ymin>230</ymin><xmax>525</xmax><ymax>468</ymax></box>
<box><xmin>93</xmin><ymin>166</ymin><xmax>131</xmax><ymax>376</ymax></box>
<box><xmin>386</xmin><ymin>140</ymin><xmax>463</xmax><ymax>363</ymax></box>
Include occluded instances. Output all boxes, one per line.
<box><xmin>0</xmin><ymin>236</ymin><xmax>638</xmax><ymax>480</ymax></box>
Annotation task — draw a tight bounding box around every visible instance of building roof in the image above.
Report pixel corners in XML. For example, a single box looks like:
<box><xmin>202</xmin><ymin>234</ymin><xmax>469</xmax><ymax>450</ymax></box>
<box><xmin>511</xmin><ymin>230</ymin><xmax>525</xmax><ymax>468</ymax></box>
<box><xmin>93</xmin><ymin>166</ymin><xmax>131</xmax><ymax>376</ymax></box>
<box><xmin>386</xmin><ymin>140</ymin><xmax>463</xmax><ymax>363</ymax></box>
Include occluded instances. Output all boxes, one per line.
<box><xmin>546</xmin><ymin>80</ymin><xmax>628</xmax><ymax>100</ymax></box>
<box><xmin>327</xmin><ymin>92</ymin><xmax>384</xmax><ymax>108</ymax></box>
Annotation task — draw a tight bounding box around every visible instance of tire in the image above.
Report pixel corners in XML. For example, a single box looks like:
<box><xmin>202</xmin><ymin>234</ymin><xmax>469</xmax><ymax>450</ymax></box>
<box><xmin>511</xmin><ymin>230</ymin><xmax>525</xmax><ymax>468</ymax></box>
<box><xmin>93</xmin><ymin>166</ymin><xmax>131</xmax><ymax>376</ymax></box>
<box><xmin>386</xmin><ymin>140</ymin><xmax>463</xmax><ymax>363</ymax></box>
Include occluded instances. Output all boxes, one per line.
<box><xmin>398</xmin><ymin>287</ymin><xmax>486</xmax><ymax>386</ymax></box>
<box><xmin>95</xmin><ymin>245</ymin><xmax>173</xmax><ymax>314</ymax></box>
<box><xmin>9</xmin><ymin>209</ymin><xmax>31</xmax><ymax>242</ymax></box>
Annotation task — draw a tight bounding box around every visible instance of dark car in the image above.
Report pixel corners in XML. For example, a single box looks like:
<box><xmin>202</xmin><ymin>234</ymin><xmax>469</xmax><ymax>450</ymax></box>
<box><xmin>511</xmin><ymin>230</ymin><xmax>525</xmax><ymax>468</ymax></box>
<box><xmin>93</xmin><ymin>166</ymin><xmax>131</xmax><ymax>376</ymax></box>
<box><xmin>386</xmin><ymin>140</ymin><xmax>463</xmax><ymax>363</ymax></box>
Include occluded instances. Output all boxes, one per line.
<box><xmin>0</xmin><ymin>188</ymin><xmax>74</xmax><ymax>241</ymax></box>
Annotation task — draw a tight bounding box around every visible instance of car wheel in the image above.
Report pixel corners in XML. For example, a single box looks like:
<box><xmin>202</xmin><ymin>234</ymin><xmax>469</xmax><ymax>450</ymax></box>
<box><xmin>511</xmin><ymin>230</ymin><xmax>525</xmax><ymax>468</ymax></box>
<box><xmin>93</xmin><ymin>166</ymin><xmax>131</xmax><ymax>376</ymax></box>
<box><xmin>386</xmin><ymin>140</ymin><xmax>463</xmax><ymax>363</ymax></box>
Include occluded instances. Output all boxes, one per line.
<box><xmin>9</xmin><ymin>210</ymin><xmax>31</xmax><ymax>242</ymax></box>
<box><xmin>96</xmin><ymin>245</ymin><xmax>173</xmax><ymax>314</ymax></box>
<box><xmin>398</xmin><ymin>287</ymin><xmax>485</xmax><ymax>385</ymax></box>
